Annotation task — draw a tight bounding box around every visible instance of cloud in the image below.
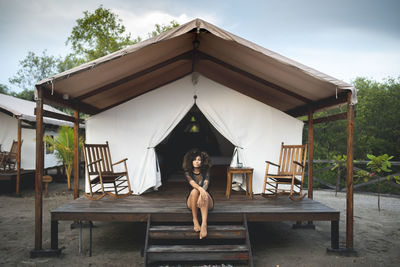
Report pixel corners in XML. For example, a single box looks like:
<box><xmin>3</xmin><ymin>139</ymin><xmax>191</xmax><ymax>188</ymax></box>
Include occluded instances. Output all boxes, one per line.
<box><xmin>114</xmin><ymin>9</ymin><xmax>192</xmax><ymax>39</ymax></box>
<box><xmin>282</xmin><ymin>46</ymin><xmax>400</xmax><ymax>83</ymax></box>
<box><xmin>114</xmin><ymin>9</ymin><xmax>219</xmax><ymax>40</ymax></box>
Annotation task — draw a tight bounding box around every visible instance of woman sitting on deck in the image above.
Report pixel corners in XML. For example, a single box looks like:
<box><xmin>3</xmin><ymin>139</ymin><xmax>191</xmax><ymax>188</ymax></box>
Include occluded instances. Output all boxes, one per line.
<box><xmin>183</xmin><ymin>149</ymin><xmax>214</xmax><ymax>239</ymax></box>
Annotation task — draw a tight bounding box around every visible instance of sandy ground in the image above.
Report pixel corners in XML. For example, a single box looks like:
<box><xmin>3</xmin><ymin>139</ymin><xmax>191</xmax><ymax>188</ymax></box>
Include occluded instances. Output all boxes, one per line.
<box><xmin>0</xmin><ymin>181</ymin><xmax>399</xmax><ymax>267</ymax></box>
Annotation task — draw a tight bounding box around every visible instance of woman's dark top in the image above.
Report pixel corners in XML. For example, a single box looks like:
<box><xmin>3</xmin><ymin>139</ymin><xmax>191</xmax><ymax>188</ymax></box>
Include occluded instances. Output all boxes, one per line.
<box><xmin>184</xmin><ymin>170</ymin><xmax>210</xmax><ymax>191</ymax></box>
<box><xmin>184</xmin><ymin>170</ymin><xmax>214</xmax><ymax>210</ymax></box>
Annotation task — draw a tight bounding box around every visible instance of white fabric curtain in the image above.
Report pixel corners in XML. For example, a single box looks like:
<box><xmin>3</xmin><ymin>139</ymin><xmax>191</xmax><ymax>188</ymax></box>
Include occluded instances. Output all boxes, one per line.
<box><xmin>196</xmin><ymin>76</ymin><xmax>304</xmax><ymax>193</ymax></box>
<box><xmin>195</xmin><ymin>89</ymin><xmax>247</xmax><ymax>186</ymax></box>
<box><xmin>86</xmin><ymin>77</ymin><xmax>195</xmax><ymax>194</ymax></box>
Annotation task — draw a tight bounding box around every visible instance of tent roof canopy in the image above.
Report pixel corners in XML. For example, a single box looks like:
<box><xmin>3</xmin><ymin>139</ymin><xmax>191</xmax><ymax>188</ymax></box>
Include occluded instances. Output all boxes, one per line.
<box><xmin>0</xmin><ymin>93</ymin><xmax>76</xmax><ymax>127</ymax></box>
<box><xmin>36</xmin><ymin>18</ymin><xmax>356</xmax><ymax>117</ymax></box>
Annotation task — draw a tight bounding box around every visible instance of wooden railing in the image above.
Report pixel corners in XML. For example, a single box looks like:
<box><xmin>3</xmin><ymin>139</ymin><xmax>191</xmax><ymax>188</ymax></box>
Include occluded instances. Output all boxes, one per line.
<box><xmin>307</xmin><ymin>160</ymin><xmax>400</xmax><ymax>193</ymax></box>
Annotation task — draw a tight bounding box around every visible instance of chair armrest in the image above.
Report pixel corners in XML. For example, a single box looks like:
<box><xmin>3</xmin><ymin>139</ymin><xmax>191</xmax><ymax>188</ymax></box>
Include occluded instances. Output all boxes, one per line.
<box><xmin>265</xmin><ymin>161</ymin><xmax>280</xmax><ymax>168</ymax></box>
<box><xmin>293</xmin><ymin>161</ymin><xmax>305</xmax><ymax>168</ymax></box>
<box><xmin>87</xmin><ymin>158</ymin><xmax>103</xmax><ymax>166</ymax></box>
<box><xmin>112</xmin><ymin>158</ymin><xmax>128</xmax><ymax>166</ymax></box>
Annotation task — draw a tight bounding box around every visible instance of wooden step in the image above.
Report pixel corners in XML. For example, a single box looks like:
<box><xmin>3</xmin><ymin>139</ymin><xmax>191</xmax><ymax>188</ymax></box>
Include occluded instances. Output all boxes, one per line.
<box><xmin>149</xmin><ymin>225</ymin><xmax>246</xmax><ymax>239</ymax></box>
<box><xmin>147</xmin><ymin>244</ymin><xmax>249</xmax><ymax>262</ymax></box>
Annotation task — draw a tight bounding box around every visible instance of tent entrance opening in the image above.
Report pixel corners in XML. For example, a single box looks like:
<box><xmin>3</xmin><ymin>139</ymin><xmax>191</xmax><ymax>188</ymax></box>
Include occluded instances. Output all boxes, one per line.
<box><xmin>156</xmin><ymin>105</ymin><xmax>234</xmax><ymax>185</ymax></box>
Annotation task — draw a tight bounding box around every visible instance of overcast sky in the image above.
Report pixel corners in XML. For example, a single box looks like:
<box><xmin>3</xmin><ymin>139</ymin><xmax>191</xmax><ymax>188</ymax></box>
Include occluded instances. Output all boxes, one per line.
<box><xmin>1</xmin><ymin>0</ymin><xmax>399</xmax><ymax>92</ymax></box>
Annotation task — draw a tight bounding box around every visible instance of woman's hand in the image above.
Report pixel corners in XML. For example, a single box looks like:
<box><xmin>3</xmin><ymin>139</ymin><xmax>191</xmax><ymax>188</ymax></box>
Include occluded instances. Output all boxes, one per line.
<box><xmin>197</xmin><ymin>187</ymin><xmax>208</xmax><ymax>208</ymax></box>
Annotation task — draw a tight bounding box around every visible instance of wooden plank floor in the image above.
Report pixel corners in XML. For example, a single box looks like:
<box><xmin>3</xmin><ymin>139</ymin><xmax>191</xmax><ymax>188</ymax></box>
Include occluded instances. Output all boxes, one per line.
<box><xmin>0</xmin><ymin>169</ymin><xmax>34</xmax><ymax>181</ymax></box>
<box><xmin>51</xmin><ymin>181</ymin><xmax>339</xmax><ymax>223</ymax></box>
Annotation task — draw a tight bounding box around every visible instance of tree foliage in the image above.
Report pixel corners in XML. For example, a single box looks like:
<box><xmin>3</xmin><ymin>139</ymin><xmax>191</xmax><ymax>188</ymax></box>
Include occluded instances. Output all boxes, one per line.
<box><xmin>353</xmin><ymin>77</ymin><xmax>400</xmax><ymax>160</ymax></box>
<box><xmin>148</xmin><ymin>20</ymin><xmax>180</xmax><ymax>38</ymax></box>
<box><xmin>44</xmin><ymin>126</ymin><xmax>83</xmax><ymax>190</ymax></box>
<box><xmin>7</xmin><ymin>6</ymin><xmax>181</xmax><ymax>98</ymax></box>
<box><xmin>66</xmin><ymin>5</ymin><xmax>140</xmax><ymax>63</ymax></box>
<box><xmin>1</xmin><ymin>83</ymin><xmax>35</xmax><ymax>101</ymax></box>
<box><xmin>305</xmin><ymin>76</ymin><xmax>400</xmax><ymax>161</ymax></box>
<box><xmin>0</xmin><ymin>84</ymin><xmax>10</xmax><ymax>94</ymax></box>
<box><xmin>9</xmin><ymin>50</ymin><xmax>59</xmax><ymax>93</ymax></box>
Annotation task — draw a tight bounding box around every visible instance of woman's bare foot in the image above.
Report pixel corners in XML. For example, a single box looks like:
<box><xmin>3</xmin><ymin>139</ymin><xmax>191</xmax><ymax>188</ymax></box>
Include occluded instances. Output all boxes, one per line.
<box><xmin>193</xmin><ymin>220</ymin><xmax>201</xmax><ymax>232</ymax></box>
<box><xmin>200</xmin><ymin>223</ymin><xmax>207</xmax><ymax>239</ymax></box>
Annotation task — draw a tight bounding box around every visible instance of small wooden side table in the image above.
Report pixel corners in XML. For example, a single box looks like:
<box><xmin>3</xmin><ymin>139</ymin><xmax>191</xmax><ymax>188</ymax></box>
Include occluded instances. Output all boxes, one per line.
<box><xmin>226</xmin><ymin>167</ymin><xmax>254</xmax><ymax>199</ymax></box>
<box><xmin>42</xmin><ymin>175</ymin><xmax>53</xmax><ymax>197</ymax></box>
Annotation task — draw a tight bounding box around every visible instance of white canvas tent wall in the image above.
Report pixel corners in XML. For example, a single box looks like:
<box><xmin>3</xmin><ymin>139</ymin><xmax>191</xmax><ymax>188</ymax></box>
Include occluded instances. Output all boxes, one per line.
<box><xmin>0</xmin><ymin>93</ymin><xmax>75</xmax><ymax>169</ymax></box>
<box><xmin>86</xmin><ymin>75</ymin><xmax>303</xmax><ymax>194</ymax></box>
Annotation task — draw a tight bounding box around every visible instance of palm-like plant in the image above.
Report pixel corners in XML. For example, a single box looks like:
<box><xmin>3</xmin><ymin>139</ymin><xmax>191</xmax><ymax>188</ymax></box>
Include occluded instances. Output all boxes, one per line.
<box><xmin>44</xmin><ymin>126</ymin><xmax>82</xmax><ymax>190</ymax></box>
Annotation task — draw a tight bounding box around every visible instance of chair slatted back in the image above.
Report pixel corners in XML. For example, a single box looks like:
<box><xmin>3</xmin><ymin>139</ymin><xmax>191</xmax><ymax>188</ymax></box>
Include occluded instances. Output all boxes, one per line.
<box><xmin>83</xmin><ymin>142</ymin><xmax>113</xmax><ymax>175</ymax></box>
<box><xmin>8</xmin><ymin>140</ymin><xmax>19</xmax><ymax>161</ymax></box>
<box><xmin>278</xmin><ymin>142</ymin><xmax>307</xmax><ymax>175</ymax></box>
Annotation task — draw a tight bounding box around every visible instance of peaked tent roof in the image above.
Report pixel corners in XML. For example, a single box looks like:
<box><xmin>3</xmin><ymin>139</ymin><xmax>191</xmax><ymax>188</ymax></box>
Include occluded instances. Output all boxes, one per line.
<box><xmin>36</xmin><ymin>18</ymin><xmax>356</xmax><ymax>116</ymax></box>
<box><xmin>0</xmin><ymin>93</ymin><xmax>74</xmax><ymax>127</ymax></box>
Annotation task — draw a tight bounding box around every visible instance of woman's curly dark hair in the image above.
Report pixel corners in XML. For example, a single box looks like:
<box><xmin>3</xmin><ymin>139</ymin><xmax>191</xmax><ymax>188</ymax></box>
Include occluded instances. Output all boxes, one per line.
<box><xmin>182</xmin><ymin>148</ymin><xmax>211</xmax><ymax>172</ymax></box>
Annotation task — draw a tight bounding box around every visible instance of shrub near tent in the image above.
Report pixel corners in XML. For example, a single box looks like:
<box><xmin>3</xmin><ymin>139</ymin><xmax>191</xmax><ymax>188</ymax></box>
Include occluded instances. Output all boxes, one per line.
<box><xmin>44</xmin><ymin>126</ymin><xmax>82</xmax><ymax>190</ymax></box>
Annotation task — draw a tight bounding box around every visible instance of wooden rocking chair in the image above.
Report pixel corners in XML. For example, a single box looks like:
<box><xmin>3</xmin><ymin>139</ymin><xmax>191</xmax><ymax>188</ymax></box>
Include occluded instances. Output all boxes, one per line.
<box><xmin>262</xmin><ymin>142</ymin><xmax>308</xmax><ymax>201</ymax></box>
<box><xmin>4</xmin><ymin>140</ymin><xmax>22</xmax><ymax>171</ymax></box>
<box><xmin>0</xmin><ymin>152</ymin><xmax>6</xmax><ymax>170</ymax></box>
<box><xmin>83</xmin><ymin>142</ymin><xmax>132</xmax><ymax>200</ymax></box>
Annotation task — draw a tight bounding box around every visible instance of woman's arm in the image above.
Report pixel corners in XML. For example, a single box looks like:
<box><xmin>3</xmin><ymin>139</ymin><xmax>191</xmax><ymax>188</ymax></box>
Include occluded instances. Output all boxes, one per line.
<box><xmin>185</xmin><ymin>172</ymin><xmax>206</xmax><ymax>192</ymax></box>
<box><xmin>202</xmin><ymin>171</ymin><xmax>210</xmax><ymax>191</ymax></box>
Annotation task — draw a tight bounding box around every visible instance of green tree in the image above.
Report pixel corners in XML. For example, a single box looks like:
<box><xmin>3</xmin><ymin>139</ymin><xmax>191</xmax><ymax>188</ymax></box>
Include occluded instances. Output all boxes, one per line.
<box><xmin>353</xmin><ymin>77</ymin><xmax>400</xmax><ymax>160</ymax></box>
<box><xmin>66</xmin><ymin>5</ymin><xmax>140</xmax><ymax>63</ymax></box>
<box><xmin>7</xmin><ymin>6</ymin><xmax>181</xmax><ymax>101</ymax></box>
<box><xmin>0</xmin><ymin>83</ymin><xmax>34</xmax><ymax>101</ymax></box>
<box><xmin>148</xmin><ymin>20</ymin><xmax>180</xmax><ymax>38</ymax></box>
<box><xmin>305</xmin><ymin>76</ymin><xmax>400</xmax><ymax>161</ymax></box>
<box><xmin>0</xmin><ymin>84</ymin><xmax>10</xmax><ymax>95</ymax></box>
<box><xmin>57</xmin><ymin>53</ymin><xmax>86</xmax><ymax>73</ymax></box>
<box><xmin>13</xmin><ymin>89</ymin><xmax>35</xmax><ymax>101</ymax></box>
<box><xmin>9</xmin><ymin>50</ymin><xmax>60</xmax><ymax>93</ymax></box>
<box><xmin>44</xmin><ymin>126</ymin><xmax>82</xmax><ymax>190</ymax></box>
<box><xmin>354</xmin><ymin>154</ymin><xmax>398</xmax><ymax>210</ymax></box>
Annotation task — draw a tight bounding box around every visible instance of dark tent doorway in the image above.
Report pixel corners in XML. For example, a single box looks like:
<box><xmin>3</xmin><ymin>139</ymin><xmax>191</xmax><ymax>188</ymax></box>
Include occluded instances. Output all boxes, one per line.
<box><xmin>156</xmin><ymin>105</ymin><xmax>234</xmax><ymax>187</ymax></box>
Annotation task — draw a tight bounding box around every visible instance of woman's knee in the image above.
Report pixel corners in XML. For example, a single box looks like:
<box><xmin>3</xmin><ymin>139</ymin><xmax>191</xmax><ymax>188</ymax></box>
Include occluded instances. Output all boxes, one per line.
<box><xmin>190</xmin><ymin>189</ymin><xmax>199</xmax><ymax>197</ymax></box>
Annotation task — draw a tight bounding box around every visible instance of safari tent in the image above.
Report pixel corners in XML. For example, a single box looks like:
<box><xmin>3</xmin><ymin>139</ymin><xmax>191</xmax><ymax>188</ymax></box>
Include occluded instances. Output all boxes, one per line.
<box><xmin>32</xmin><ymin>18</ymin><xmax>357</xmax><ymax>256</ymax></box>
<box><xmin>0</xmin><ymin>93</ymin><xmax>75</xmax><ymax>170</ymax></box>
<box><xmin>35</xmin><ymin>19</ymin><xmax>356</xmax><ymax>195</ymax></box>
<box><xmin>0</xmin><ymin>93</ymin><xmax>82</xmax><ymax>194</ymax></box>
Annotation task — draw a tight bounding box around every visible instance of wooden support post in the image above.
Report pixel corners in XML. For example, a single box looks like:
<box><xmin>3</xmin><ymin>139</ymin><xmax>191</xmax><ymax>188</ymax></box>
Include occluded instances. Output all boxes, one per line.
<box><xmin>307</xmin><ymin>107</ymin><xmax>314</xmax><ymax>226</ymax></box>
<box><xmin>73</xmin><ymin>110</ymin><xmax>79</xmax><ymax>199</ymax></box>
<box><xmin>34</xmin><ymin>87</ymin><xmax>44</xmax><ymax>251</ymax></box>
<box><xmin>16</xmin><ymin>117</ymin><xmax>22</xmax><ymax>195</ymax></box>
<box><xmin>51</xmin><ymin>220</ymin><xmax>59</xmax><ymax>250</ymax></box>
<box><xmin>30</xmin><ymin>86</ymin><xmax>62</xmax><ymax>258</ymax></box>
<box><xmin>346</xmin><ymin>92</ymin><xmax>355</xmax><ymax>249</ymax></box>
<box><xmin>308</xmin><ymin>107</ymin><xmax>314</xmax><ymax>199</ymax></box>
<box><xmin>326</xmin><ymin>92</ymin><xmax>357</xmax><ymax>257</ymax></box>
<box><xmin>293</xmin><ymin>108</ymin><xmax>315</xmax><ymax>228</ymax></box>
<box><xmin>331</xmin><ymin>220</ymin><xmax>339</xmax><ymax>249</ymax></box>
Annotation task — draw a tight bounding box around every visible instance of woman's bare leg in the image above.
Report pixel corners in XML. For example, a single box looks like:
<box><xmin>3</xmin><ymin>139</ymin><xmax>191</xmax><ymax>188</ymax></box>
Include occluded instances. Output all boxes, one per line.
<box><xmin>199</xmin><ymin>192</ymin><xmax>214</xmax><ymax>239</ymax></box>
<box><xmin>187</xmin><ymin>189</ymin><xmax>201</xmax><ymax>232</ymax></box>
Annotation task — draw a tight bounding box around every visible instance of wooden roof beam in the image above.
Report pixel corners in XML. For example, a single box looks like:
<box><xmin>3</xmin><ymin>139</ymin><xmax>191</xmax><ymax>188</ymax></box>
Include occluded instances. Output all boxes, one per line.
<box><xmin>99</xmin><ymin>70</ymin><xmax>193</xmax><ymax>113</ymax></box>
<box><xmin>287</xmin><ymin>93</ymin><xmax>348</xmax><ymax>117</ymax></box>
<box><xmin>40</xmin><ymin>86</ymin><xmax>100</xmax><ymax>115</ymax></box>
<box><xmin>76</xmin><ymin>50</ymin><xmax>194</xmax><ymax>101</ymax></box>
<box><xmin>34</xmin><ymin>108</ymin><xmax>84</xmax><ymax>124</ymax></box>
<box><xmin>197</xmin><ymin>51</ymin><xmax>313</xmax><ymax>104</ymax></box>
<box><xmin>304</xmin><ymin>112</ymin><xmax>348</xmax><ymax>124</ymax></box>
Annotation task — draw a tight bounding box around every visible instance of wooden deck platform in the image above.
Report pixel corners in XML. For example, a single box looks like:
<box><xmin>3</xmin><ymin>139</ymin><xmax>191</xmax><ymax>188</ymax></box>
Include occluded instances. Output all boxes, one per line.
<box><xmin>0</xmin><ymin>169</ymin><xmax>34</xmax><ymax>181</ymax></box>
<box><xmin>52</xmin><ymin>190</ymin><xmax>339</xmax><ymax>222</ymax></box>
<box><xmin>50</xmin><ymin>181</ymin><xmax>340</xmax><ymax>252</ymax></box>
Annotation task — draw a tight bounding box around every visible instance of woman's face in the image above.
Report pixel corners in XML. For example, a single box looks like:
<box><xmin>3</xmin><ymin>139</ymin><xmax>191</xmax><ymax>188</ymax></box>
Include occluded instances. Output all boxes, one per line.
<box><xmin>192</xmin><ymin>155</ymin><xmax>202</xmax><ymax>168</ymax></box>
